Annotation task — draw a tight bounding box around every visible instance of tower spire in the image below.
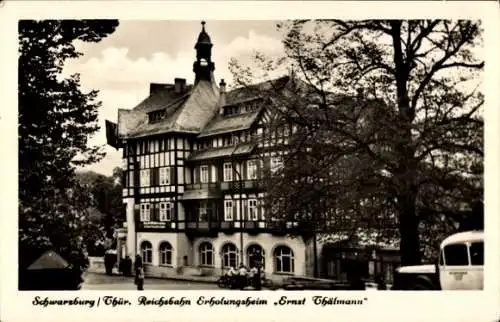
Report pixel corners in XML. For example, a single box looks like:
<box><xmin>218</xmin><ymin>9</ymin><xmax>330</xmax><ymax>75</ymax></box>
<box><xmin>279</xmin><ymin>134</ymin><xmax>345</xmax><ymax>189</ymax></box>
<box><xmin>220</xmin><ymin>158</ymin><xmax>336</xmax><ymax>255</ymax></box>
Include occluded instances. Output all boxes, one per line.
<box><xmin>193</xmin><ymin>21</ymin><xmax>215</xmax><ymax>83</ymax></box>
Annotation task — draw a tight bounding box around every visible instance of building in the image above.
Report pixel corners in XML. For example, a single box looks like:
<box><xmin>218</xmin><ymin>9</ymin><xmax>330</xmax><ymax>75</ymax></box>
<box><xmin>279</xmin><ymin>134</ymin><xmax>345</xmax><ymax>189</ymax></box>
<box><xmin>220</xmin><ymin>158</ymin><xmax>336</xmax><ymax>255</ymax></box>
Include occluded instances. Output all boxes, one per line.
<box><xmin>107</xmin><ymin>22</ymin><xmax>400</xmax><ymax>283</ymax></box>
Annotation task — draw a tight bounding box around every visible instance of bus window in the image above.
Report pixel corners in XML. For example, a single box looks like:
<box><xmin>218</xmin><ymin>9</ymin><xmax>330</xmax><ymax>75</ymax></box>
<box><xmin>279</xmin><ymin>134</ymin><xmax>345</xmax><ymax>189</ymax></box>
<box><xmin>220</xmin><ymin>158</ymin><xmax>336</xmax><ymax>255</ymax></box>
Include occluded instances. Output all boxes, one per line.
<box><xmin>469</xmin><ymin>242</ymin><xmax>484</xmax><ymax>266</ymax></box>
<box><xmin>443</xmin><ymin>244</ymin><xmax>469</xmax><ymax>266</ymax></box>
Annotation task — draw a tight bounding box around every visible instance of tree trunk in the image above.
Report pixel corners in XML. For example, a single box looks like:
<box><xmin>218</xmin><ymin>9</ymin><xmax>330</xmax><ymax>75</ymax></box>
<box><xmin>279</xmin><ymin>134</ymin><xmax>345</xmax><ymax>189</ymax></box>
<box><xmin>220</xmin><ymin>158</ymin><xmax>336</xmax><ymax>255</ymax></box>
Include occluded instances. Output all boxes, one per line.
<box><xmin>390</xmin><ymin>21</ymin><xmax>422</xmax><ymax>266</ymax></box>
<box><xmin>398</xmin><ymin>191</ymin><xmax>421</xmax><ymax>266</ymax></box>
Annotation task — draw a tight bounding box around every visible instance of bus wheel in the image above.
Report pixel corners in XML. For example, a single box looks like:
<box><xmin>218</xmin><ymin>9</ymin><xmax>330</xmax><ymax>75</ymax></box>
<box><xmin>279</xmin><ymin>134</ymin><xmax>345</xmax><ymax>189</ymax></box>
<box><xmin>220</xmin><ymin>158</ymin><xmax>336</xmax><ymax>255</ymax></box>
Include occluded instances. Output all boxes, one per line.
<box><xmin>409</xmin><ymin>280</ymin><xmax>434</xmax><ymax>290</ymax></box>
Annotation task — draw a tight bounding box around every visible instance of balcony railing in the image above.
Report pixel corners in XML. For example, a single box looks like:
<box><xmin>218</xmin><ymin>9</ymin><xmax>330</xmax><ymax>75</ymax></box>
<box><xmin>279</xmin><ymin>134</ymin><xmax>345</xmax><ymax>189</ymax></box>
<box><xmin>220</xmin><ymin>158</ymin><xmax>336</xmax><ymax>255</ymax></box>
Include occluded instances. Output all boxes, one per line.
<box><xmin>186</xmin><ymin>221</ymin><xmax>219</xmax><ymax>230</ymax></box>
<box><xmin>220</xmin><ymin>180</ymin><xmax>260</xmax><ymax>191</ymax></box>
<box><xmin>184</xmin><ymin>182</ymin><xmax>220</xmax><ymax>190</ymax></box>
<box><xmin>134</xmin><ymin>217</ymin><xmax>302</xmax><ymax>234</ymax></box>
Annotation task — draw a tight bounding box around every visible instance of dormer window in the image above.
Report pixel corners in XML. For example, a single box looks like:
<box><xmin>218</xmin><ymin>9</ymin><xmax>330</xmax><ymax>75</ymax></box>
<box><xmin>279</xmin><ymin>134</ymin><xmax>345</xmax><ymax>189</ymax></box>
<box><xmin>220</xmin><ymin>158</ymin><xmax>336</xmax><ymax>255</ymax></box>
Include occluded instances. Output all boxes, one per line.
<box><xmin>224</xmin><ymin>105</ymin><xmax>240</xmax><ymax>116</ymax></box>
<box><xmin>149</xmin><ymin>109</ymin><xmax>166</xmax><ymax>123</ymax></box>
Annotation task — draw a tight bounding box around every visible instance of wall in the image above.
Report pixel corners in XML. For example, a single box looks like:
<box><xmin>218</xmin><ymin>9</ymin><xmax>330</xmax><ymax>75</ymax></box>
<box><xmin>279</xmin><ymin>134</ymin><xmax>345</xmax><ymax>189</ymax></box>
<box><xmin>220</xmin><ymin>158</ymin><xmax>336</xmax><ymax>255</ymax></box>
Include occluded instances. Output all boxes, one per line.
<box><xmin>137</xmin><ymin>232</ymin><xmax>180</xmax><ymax>267</ymax></box>
<box><xmin>192</xmin><ymin>232</ymin><xmax>307</xmax><ymax>281</ymax></box>
<box><xmin>124</xmin><ymin>198</ymin><xmax>136</xmax><ymax>258</ymax></box>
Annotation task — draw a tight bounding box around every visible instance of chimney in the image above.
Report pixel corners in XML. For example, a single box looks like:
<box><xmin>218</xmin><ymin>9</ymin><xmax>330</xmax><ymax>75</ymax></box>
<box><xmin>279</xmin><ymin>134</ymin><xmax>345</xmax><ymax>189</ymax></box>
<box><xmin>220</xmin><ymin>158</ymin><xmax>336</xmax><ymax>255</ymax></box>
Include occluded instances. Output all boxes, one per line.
<box><xmin>219</xmin><ymin>79</ymin><xmax>226</xmax><ymax>115</ymax></box>
<box><xmin>150</xmin><ymin>83</ymin><xmax>167</xmax><ymax>95</ymax></box>
<box><xmin>175</xmin><ymin>78</ymin><xmax>186</xmax><ymax>94</ymax></box>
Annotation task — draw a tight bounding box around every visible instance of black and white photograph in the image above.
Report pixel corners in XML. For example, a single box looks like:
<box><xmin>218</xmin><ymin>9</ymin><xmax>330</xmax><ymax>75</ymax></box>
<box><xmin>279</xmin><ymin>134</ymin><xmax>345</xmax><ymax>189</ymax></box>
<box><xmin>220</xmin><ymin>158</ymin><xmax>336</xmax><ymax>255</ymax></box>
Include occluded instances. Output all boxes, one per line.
<box><xmin>17</xmin><ymin>17</ymin><xmax>486</xmax><ymax>292</ymax></box>
<box><xmin>3</xmin><ymin>1</ymin><xmax>499</xmax><ymax>321</ymax></box>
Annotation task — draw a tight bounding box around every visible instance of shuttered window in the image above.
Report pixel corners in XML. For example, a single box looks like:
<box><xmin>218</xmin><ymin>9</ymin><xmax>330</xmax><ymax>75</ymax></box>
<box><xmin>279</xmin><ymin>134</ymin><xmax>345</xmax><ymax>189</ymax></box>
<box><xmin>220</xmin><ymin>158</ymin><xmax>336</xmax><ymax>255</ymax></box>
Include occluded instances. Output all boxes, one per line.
<box><xmin>140</xmin><ymin>203</ymin><xmax>150</xmax><ymax>221</ymax></box>
<box><xmin>140</xmin><ymin>170</ymin><xmax>150</xmax><ymax>187</ymax></box>
<box><xmin>200</xmin><ymin>165</ymin><xmax>209</xmax><ymax>183</ymax></box>
<box><xmin>223</xmin><ymin>163</ymin><xmax>233</xmax><ymax>181</ymax></box>
<box><xmin>248</xmin><ymin>199</ymin><xmax>258</xmax><ymax>221</ymax></box>
<box><xmin>159</xmin><ymin>202</ymin><xmax>172</xmax><ymax>221</ymax></box>
<box><xmin>159</xmin><ymin>167</ymin><xmax>170</xmax><ymax>185</ymax></box>
<box><xmin>247</xmin><ymin>160</ymin><xmax>258</xmax><ymax>180</ymax></box>
<box><xmin>224</xmin><ymin>200</ymin><xmax>233</xmax><ymax>221</ymax></box>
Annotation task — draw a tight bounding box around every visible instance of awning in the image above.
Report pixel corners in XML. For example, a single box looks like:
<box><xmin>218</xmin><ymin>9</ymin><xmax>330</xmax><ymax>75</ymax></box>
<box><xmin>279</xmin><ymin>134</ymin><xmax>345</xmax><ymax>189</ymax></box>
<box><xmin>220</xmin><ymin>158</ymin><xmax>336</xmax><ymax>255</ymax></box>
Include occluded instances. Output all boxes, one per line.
<box><xmin>187</xmin><ymin>143</ymin><xmax>256</xmax><ymax>162</ymax></box>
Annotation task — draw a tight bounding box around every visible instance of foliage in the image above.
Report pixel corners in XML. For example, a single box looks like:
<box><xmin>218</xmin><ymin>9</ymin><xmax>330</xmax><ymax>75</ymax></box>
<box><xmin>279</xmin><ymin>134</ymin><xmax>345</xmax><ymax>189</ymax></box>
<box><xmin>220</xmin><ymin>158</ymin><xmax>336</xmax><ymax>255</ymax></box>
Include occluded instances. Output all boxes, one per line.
<box><xmin>76</xmin><ymin>167</ymin><xmax>125</xmax><ymax>239</ymax></box>
<box><xmin>18</xmin><ymin>20</ymin><xmax>119</xmax><ymax>271</ymax></box>
<box><xmin>230</xmin><ymin>20</ymin><xmax>483</xmax><ymax>265</ymax></box>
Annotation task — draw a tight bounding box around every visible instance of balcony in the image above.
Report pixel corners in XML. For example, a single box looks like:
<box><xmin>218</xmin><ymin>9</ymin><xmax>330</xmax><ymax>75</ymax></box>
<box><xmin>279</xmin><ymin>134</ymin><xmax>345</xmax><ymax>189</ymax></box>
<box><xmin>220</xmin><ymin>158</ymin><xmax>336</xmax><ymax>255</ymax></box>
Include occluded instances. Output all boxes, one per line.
<box><xmin>185</xmin><ymin>182</ymin><xmax>219</xmax><ymax>190</ymax></box>
<box><xmin>182</xmin><ymin>182</ymin><xmax>221</xmax><ymax>200</ymax></box>
<box><xmin>220</xmin><ymin>180</ymin><xmax>260</xmax><ymax>192</ymax></box>
<box><xmin>186</xmin><ymin>220</ymin><xmax>219</xmax><ymax>230</ymax></box>
<box><xmin>185</xmin><ymin>220</ymin><xmax>219</xmax><ymax>237</ymax></box>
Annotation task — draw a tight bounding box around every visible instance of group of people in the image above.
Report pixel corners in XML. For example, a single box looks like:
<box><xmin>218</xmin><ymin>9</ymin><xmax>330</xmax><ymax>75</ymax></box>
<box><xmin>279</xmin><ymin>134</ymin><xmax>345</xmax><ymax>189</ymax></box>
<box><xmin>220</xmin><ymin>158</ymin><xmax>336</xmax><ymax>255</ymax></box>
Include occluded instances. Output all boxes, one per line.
<box><xmin>225</xmin><ymin>263</ymin><xmax>264</xmax><ymax>290</ymax></box>
<box><xmin>132</xmin><ymin>255</ymin><xmax>266</xmax><ymax>291</ymax></box>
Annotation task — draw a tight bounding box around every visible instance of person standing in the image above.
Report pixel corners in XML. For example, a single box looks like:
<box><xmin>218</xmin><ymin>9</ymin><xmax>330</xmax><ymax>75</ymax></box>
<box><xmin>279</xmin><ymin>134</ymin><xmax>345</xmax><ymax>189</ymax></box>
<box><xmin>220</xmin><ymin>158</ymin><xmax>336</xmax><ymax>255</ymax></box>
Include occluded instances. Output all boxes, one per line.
<box><xmin>134</xmin><ymin>254</ymin><xmax>145</xmax><ymax>291</ymax></box>
<box><xmin>250</xmin><ymin>266</ymin><xmax>260</xmax><ymax>290</ymax></box>
<box><xmin>238</xmin><ymin>263</ymin><xmax>248</xmax><ymax>290</ymax></box>
<box><xmin>227</xmin><ymin>266</ymin><xmax>238</xmax><ymax>289</ymax></box>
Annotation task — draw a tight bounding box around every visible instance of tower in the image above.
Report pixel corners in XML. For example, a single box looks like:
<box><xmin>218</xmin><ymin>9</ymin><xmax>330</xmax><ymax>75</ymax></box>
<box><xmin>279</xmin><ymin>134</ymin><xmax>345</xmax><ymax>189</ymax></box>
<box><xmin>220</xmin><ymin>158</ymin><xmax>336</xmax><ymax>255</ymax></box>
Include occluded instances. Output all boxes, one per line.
<box><xmin>193</xmin><ymin>21</ymin><xmax>215</xmax><ymax>83</ymax></box>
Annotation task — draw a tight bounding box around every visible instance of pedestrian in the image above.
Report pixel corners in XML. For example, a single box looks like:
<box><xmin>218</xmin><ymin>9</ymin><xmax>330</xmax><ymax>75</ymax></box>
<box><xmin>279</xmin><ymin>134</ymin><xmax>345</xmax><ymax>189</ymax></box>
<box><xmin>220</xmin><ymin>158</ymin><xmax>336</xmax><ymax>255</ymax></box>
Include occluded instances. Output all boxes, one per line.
<box><xmin>250</xmin><ymin>266</ymin><xmax>260</xmax><ymax>290</ymax></box>
<box><xmin>226</xmin><ymin>266</ymin><xmax>238</xmax><ymax>289</ymax></box>
<box><xmin>134</xmin><ymin>254</ymin><xmax>145</xmax><ymax>291</ymax></box>
<box><xmin>238</xmin><ymin>263</ymin><xmax>248</xmax><ymax>290</ymax></box>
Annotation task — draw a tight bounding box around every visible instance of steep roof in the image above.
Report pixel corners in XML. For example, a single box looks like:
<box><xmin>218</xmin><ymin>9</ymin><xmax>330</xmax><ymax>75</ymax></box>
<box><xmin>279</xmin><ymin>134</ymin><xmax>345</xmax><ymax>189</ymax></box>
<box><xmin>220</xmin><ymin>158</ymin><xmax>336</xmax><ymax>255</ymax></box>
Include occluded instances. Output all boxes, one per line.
<box><xmin>198</xmin><ymin>108</ymin><xmax>262</xmax><ymax>138</ymax></box>
<box><xmin>118</xmin><ymin>79</ymin><xmax>220</xmax><ymax>139</ymax></box>
<box><xmin>116</xmin><ymin>75</ymin><xmax>294</xmax><ymax>140</ymax></box>
<box><xmin>225</xmin><ymin>76</ymin><xmax>290</xmax><ymax>106</ymax></box>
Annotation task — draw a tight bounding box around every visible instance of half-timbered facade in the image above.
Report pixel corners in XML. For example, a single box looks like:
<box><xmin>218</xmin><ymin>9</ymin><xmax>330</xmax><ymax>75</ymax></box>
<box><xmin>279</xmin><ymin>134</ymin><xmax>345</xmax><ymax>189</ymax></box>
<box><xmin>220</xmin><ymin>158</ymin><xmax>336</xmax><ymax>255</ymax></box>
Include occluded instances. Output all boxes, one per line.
<box><xmin>108</xmin><ymin>22</ymin><xmax>399</xmax><ymax>282</ymax></box>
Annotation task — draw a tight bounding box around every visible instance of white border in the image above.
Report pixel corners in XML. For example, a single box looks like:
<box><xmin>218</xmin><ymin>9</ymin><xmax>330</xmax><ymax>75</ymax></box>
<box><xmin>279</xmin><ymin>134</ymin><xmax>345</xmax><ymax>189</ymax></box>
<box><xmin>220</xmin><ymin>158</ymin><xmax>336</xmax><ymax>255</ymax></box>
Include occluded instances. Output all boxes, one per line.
<box><xmin>1</xmin><ymin>1</ymin><xmax>499</xmax><ymax>322</ymax></box>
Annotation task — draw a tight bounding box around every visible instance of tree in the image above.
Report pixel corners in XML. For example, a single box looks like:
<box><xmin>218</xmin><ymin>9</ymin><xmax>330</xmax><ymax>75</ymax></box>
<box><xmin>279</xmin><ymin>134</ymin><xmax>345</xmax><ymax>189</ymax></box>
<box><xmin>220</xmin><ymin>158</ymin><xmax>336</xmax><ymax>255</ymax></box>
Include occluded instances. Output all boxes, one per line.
<box><xmin>18</xmin><ymin>20</ymin><xmax>119</xmax><ymax>272</ymax></box>
<box><xmin>76</xmin><ymin>167</ymin><xmax>125</xmax><ymax>239</ymax></box>
<box><xmin>231</xmin><ymin>20</ymin><xmax>483</xmax><ymax>265</ymax></box>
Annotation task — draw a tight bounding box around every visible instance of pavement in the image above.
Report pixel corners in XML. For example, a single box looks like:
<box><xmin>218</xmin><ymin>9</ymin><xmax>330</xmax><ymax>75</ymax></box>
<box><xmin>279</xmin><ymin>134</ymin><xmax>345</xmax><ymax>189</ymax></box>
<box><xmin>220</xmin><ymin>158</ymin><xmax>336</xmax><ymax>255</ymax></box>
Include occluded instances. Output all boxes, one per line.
<box><xmin>81</xmin><ymin>272</ymin><xmax>219</xmax><ymax>290</ymax></box>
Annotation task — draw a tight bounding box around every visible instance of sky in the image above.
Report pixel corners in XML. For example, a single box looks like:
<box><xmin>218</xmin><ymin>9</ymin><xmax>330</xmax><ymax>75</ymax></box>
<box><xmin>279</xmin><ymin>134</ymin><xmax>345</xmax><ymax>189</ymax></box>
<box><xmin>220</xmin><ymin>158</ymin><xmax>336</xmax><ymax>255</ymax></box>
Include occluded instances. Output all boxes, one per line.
<box><xmin>64</xmin><ymin>20</ymin><xmax>286</xmax><ymax>176</ymax></box>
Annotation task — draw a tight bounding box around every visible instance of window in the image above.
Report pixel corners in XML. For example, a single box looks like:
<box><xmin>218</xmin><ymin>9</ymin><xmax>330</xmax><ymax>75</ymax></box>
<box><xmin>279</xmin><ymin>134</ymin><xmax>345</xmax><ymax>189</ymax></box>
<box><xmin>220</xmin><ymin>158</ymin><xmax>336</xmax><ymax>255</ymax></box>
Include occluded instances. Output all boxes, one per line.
<box><xmin>140</xmin><ymin>241</ymin><xmax>152</xmax><ymax>264</ymax></box>
<box><xmin>200</xmin><ymin>165</ymin><xmax>209</xmax><ymax>183</ymax></box>
<box><xmin>199</xmin><ymin>201</ymin><xmax>208</xmax><ymax>222</ymax></box>
<box><xmin>247</xmin><ymin>160</ymin><xmax>258</xmax><ymax>180</ymax></box>
<box><xmin>443</xmin><ymin>243</ymin><xmax>469</xmax><ymax>266</ymax></box>
<box><xmin>247</xmin><ymin>244</ymin><xmax>265</xmax><ymax>268</ymax></box>
<box><xmin>274</xmin><ymin>246</ymin><xmax>294</xmax><ymax>273</ymax></box>
<box><xmin>159</xmin><ymin>167</ymin><xmax>170</xmax><ymax>185</ymax></box>
<box><xmin>470</xmin><ymin>242</ymin><xmax>484</xmax><ymax>266</ymax></box>
<box><xmin>270</xmin><ymin>156</ymin><xmax>283</xmax><ymax>174</ymax></box>
<box><xmin>248</xmin><ymin>199</ymin><xmax>258</xmax><ymax>221</ymax></box>
<box><xmin>223</xmin><ymin>163</ymin><xmax>233</xmax><ymax>181</ymax></box>
<box><xmin>224</xmin><ymin>200</ymin><xmax>234</xmax><ymax>221</ymax></box>
<box><xmin>140</xmin><ymin>203</ymin><xmax>150</xmax><ymax>222</ymax></box>
<box><xmin>199</xmin><ymin>242</ymin><xmax>214</xmax><ymax>266</ymax></box>
<box><xmin>140</xmin><ymin>169</ymin><xmax>150</xmax><ymax>187</ymax></box>
<box><xmin>159</xmin><ymin>242</ymin><xmax>173</xmax><ymax>266</ymax></box>
<box><xmin>159</xmin><ymin>202</ymin><xmax>172</xmax><ymax>221</ymax></box>
<box><xmin>222</xmin><ymin>243</ymin><xmax>239</xmax><ymax>268</ymax></box>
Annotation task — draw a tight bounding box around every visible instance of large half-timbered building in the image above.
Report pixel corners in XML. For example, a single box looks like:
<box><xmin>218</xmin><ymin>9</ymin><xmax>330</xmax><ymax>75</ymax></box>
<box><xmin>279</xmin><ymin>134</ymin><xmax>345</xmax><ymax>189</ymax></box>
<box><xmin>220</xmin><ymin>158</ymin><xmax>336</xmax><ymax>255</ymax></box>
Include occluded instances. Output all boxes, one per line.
<box><xmin>107</xmin><ymin>22</ymin><xmax>400</xmax><ymax>282</ymax></box>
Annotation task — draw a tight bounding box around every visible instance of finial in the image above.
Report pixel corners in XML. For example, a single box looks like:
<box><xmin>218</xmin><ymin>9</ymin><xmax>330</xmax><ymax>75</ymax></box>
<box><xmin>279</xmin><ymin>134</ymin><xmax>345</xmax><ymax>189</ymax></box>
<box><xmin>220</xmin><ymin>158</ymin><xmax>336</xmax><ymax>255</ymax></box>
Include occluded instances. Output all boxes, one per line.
<box><xmin>201</xmin><ymin>21</ymin><xmax>206</xmax><ymax>31</ymax></box>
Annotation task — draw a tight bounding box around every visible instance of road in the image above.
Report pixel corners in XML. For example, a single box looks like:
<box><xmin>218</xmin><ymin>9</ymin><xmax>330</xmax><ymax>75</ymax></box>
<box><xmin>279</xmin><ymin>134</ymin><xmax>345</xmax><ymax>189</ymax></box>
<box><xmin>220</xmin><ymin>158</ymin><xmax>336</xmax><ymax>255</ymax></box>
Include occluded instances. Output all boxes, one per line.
<box><xmin>81</xmin><ymin>272</ymin><xmax>219</xmax><ymax>290</ymax></box>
